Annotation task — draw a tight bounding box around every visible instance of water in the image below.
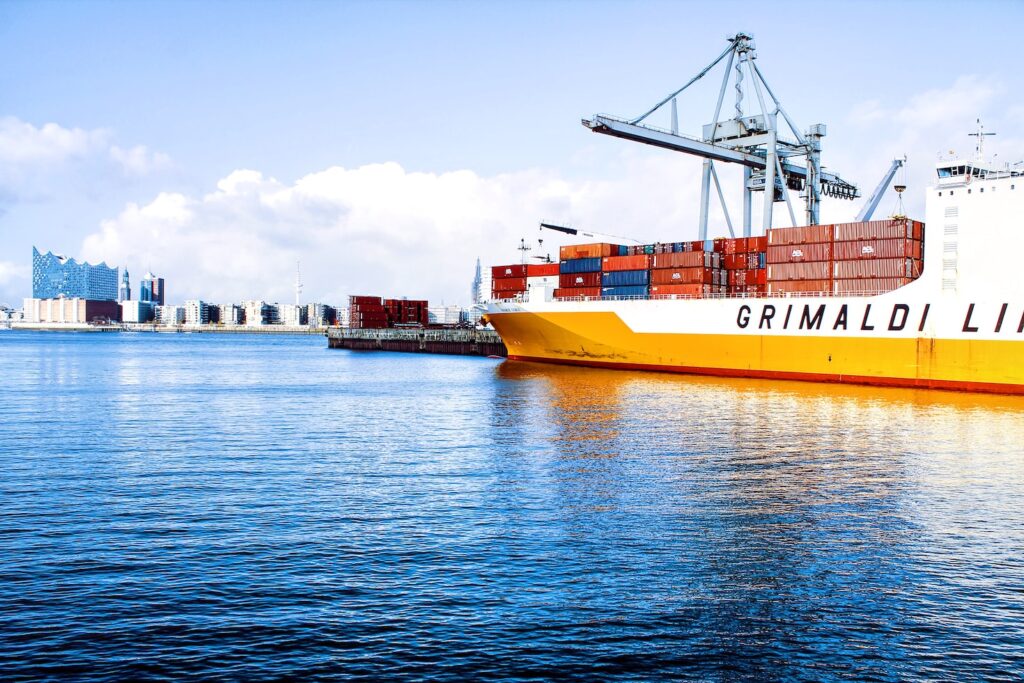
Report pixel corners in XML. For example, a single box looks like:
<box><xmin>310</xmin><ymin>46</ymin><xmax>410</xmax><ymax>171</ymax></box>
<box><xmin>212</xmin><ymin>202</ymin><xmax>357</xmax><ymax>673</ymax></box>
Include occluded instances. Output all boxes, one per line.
<box><xmin>1</xmin><ymin>331</ymin><xmax>1023</xmax><ymax>681</ymax></box>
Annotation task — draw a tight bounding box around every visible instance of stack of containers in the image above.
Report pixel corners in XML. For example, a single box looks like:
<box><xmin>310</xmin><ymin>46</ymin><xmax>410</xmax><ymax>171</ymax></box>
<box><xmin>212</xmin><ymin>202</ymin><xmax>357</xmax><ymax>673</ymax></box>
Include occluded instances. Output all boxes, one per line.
<box><xmin>526</xmin><ymin>263</ymin><xmax>560</xmax><ymax>291</ymax></box>
<box><xmin>349</xmin><ymin>295</ymin><xmax>388</xmax><ymax>329</ymax></box>
<box><xmin>831</xmin><ymin>218</ymin><xmax>924</xmax><ymax>294</ymax></box>
<box><xmin>384</xmin><ymin>298</ymin><xmax>429</xmax><ymax>327</ymax></box>
<box><xmin>601</xmin><ymin>253</ymin><xmax>651</xmax><ymax>297</ymax></box>
<box><xmin>722</xmin><ymin>236</ymin><xmax>768</xmax><ymax>295</ymax></box>
<box><xmin>648</xmin><ymin>244</ymin><xmax>723</xmax><ymax>297</ymax></box>
<box><xmin>555</xmin><ymin>243</ymin><xmax>623</xmax><ymax>299</ymax></box>
<box><xmin>765</xmin><ymin>224</ymin><xmax>834</xmax><ymax>295</ymax></box>
<box><xmin>491</xmin><ymin>264</ymin><xmax>528</xmax><ymax>299</ymax></box>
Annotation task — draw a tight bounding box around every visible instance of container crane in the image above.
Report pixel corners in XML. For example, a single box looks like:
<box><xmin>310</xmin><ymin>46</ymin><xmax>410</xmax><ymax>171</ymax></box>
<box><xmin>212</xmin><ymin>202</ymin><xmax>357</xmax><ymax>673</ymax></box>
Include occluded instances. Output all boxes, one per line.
<box><xmin>582</xmin><ymin>32</ymin><xmax>860</xmax><ymax>239</ymax></box>
<box><xmin>856</xmin><ymin>157</ymin><xmax>905</xmax><ymax>222</ymax></box>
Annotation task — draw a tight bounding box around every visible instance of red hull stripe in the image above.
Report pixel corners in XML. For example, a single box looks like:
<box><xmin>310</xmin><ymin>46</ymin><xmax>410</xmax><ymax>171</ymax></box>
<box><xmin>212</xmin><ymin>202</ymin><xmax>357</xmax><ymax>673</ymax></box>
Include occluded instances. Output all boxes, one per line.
<box><xmin>506</xmin><ymin>355</ymin><xmax>1024</xmax><ymax>396</ymax></box>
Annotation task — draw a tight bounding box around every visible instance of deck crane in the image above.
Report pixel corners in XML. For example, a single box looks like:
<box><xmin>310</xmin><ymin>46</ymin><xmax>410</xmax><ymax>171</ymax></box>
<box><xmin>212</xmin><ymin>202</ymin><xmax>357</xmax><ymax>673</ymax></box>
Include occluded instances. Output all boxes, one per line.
<box><xmin>856</xmin><ymin>157</ymin><xmax>906</xmax><ymax>222</ymax></box>
<box><xmin>582</xmin><ymin>32</ymin><xmax>860</xmax><ymax>239</ymax></box>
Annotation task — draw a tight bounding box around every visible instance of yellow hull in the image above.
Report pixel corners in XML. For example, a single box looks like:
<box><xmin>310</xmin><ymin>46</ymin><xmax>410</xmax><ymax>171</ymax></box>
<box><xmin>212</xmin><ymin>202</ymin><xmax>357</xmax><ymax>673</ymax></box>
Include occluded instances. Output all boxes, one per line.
<box><xmin>488</xmin><ymin>310</ymin><xmax>1024</xmax><ymax>395</ymax></box>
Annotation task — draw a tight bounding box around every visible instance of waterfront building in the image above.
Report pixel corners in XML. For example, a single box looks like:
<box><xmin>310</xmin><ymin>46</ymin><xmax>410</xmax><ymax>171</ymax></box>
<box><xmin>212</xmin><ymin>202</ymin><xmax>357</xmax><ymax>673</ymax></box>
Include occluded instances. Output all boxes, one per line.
<box><xmin>155</xmin><ymin>305</ymin><xmax>184</xmax><ymax>326</ymax></box>
<box><xmin>477</xmin><ymin>267</ymin><xmax>492</xmax><ymax>305</ymax></box>
<box><xmin>242</xmin><ymin>300</ymin><xmax>269</xmax><ymax>326</ymax></box>
<box><xmin>306</xmin><ymin>303</ymin><xmax>334</xmax><ymax>327</ymax></box>
<box><xmin>120</xmin><ymin>300</ymin><xmax>154</xmax><ymax>323</ymax></box>
<box><xmin>336</xmin><ymin>306</ymin><xmax>350</xmax><ymax>328</ymax></box>
<box><xmin>22</xmin><ymin>297</ymin><xmax>120</xmax><ymax>324</ymax></box>
<box><xmin>219</xmin><ymin>303</ymin><xmax>242</xmax><ymax>326</ymax></box>
<box><xmin>32</xmin><ymin>247</ymin><xmax>118</xmax><ymax>301</ymax></box>
<box><xmin>471</xmin><ymin>258</ymin><xmax>483</xmax><ymax>305</ymax></box>
<box><xmin>278</xmin><ymin>304</ymin><xmax>307</xmax><ymax>327</ymax></box>
<box><xmin>119</xmin><ymin>268</ymin><xmax>131</xmax><ymax>302</ymax></box>
<box><xmin>140</xmin><ymin>272</ymin><xmax>166</xmax><ymax>306</ymax></box>
<box><xmin>184</xmin><ymin>300</ymin><xmax>209</xmax><ymax>326</ymax></box>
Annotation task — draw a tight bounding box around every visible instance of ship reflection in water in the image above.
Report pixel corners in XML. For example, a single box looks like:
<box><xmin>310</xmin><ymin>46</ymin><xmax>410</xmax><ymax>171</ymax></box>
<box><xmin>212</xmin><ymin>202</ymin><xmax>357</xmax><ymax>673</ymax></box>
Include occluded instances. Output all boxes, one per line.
<box><xmin>493</xmin><ymin>360</ymin><xmax>1024</xmax><ymax>679</ymax></box>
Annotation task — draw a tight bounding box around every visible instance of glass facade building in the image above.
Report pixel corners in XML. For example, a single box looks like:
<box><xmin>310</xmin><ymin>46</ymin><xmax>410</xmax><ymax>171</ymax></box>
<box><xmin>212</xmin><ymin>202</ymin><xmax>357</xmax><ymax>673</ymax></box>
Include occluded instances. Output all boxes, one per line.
<box><xmin>32</xmin><ymin>247</ymin><xmax>118</xmax><ymax>301</ymax></box>
<box><xmin>140</xmin><ymin>272</ymin><xmax>165</xmax><ymax>305</ymax></box>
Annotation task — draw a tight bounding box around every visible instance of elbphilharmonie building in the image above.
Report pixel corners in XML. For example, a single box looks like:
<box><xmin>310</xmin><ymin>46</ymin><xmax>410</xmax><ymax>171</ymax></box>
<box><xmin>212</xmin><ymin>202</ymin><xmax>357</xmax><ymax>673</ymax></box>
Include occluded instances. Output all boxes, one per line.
<box><xmin>32</xmin><ymin>247</ymin><xmax>118</xmax><ymax>301</ymax></box>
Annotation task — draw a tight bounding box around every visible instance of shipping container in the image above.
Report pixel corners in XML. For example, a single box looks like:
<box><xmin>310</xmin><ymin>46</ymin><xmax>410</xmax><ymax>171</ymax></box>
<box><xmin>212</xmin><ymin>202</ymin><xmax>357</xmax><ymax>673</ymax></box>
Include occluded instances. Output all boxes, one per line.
<box><xmin>349</xmin><ymin>295</ymin><xmax>382</xmax><ymax>305</ymax></box>
<box><xmin>492</xmin><ymin>276</ymin><xmax>529</xmax><ymax>292</ymax></box>
<box><xmin>748</xmin><ymin>236</ymin><xmax>769</xmax><ymax>251</ymax></box>
<box><xmin>746</xmin><ymin>252</ymin><xmax>767</xmax><ymax>270</ymax></box>
<box><xmin>652</xmin><ymin>251</ymin><xmax>714</xmax><ymax>269</ymax></box>
<box><xmin>832</xmin><ymin>218</ymin><xmax>922</xmax><ymax>242</ymax></box>
<box><xmin>833</xmin><ymin>258</ymin><xmax>921</xmax><ymax>280</ymax></box>
<box><xmin>833</xmin><ymin>277</ymin><xmax>914</xmax><ymax>295</ymax></box>
<box><xmin>491</xmin><ymin>264</ymin><xmax>527</xmax><ymax>279</ymax></box>
<box><xmin>766</xmin><ymin>279</ymin><xmax>833</xmax><ymax>294</ymax></box>
<box><xmin>768</xmin><ymin>224</ymin><xmax>833</xmax><ymax>245</ymax></box>
<box><xmin>602</xmin><ymin>254</ymin><xmax>652</xmax><ymax>271</ymax></box>
<box><xmin>602</xmin><ymin>269</ymin><xmax>650</xmax><ymax>287</ymax></box>
<box><xmin>767</xmin><ymin>261</ymin><xmax>832</xmax><ymax>280</ymax></box>
<box><xmin>601</xmin><ymin>285</ymin><xmax>649</xmax><ymax>298</ymax></box>
<box><xmin>767</xmin><ymin>242</ymin><xmax>833</xmax><ymax>264</ymax></box>
<box><xmin>558</xmin><ymin>272</ymin><xmax>602</xmax><ymax>288</ymax></box>
<box><xmin>559</xmin><ymin>257</ymin><xmax>603</xmax><ymax>274</ymax></box>
<box><xmin>832</xmin><ymin>238</ymin><xmax>922</xmax><ymax>261</ymax></box>
<box><xmin>526</xmin><ymin>275</ymin><xmax>559</xmax><ymax>288</ymax></box>
<box><xmin>553</xmin><ymin>287</ymin><xmax>602</xmax><ymax>299</ymax></box>
<box><xmin>723</xmin><ymin>253</ymin><xmax>747</xmax><ymax>270</ymax></box>
<box><xmin>650</xmin><ymin>267</ymin><xmax>716</xmax><ymax>285</ymax></box>
<box><xmin>559</xmin><ymin>243</ymin><xmax>623</xmax><ymax>260</ymax></box>
<box><xmin>526</xmin><ymin>263</ymin><xmax>560</xmax><ymax>277</ymax></box>
<box><xmin>650</xmin><ymin>284</ymin><xmax>709</xmax><ymax>297</ymax></box>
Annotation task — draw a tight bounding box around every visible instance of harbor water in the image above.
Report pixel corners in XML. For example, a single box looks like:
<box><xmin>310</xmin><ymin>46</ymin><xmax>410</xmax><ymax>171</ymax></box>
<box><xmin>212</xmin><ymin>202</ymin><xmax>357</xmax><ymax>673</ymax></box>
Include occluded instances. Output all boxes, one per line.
<box><xmin>1</xmin><ymin>331</ymin><xmax>1023</xmax><ymax>681</ymax></box>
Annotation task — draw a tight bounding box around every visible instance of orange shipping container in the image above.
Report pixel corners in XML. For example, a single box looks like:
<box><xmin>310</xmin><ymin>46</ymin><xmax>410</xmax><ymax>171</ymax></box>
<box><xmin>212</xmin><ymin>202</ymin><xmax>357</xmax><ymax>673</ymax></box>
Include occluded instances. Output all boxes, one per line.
<box><xmin>652</xmin><ymin>251</ymin><xmax>713</xmax><ymax>269</ymax></box>
<box><xmin>602</xmin><ymin>254</ymin><xmax>652</xmax><ymax>271</ymax></box>
<box><xmin>554</xmin><ymin>287</ymin><xmax>602</xmax><ymax>299</ymax></box>
<box><xmin>768</xmin><ymin>224</ymin><xmax>832</xmax><ymax>245</ymax></box>
<box><xmin>650</xmin><ymin>267</ymin><xmax>716</xmax><ymax>285</ymax></box>
<box><xmin>766</xmin><ymin>280</ymin><xmax>833</xmax><ymax>295</ymax></box>
<box><xmin>834</xmin><ymin>258</ymin><xmax>921</xmax><ymax>280</ymax></box>
<box><xmin>833</xmin><ymin>238</ymin><xmax>922</xmax><ymax>261</ymax></box>
<box><xmin>833</xmin><ymin>278</ymin><xmax>914</xmax><ymax>295</ymax></box>
<box><xmin>833</xmin><ymin>218</ymin><xmax>920</xmax><ymax>242</ymax></box>
<box><xmin>526</xmin><ymin>263</ymin><xmax>560</xmax><ymax>277</ymax></box>
<box><xmin>767</xmin><ymin>262</ymin><xmax>832</xmax><ymax>280</ymax></box>
<box><xmin>767</xmin><ymin>242</ymin><xmax>832</xmax><ymax>264</ymax></box>
<box><xmin>650</xmin><ymin>284</ymin><xmax>710</xmax><ymax>297</ymax></box>
<box><xmin>559</xmin><ymin>243</ymin><xmax>621</xmax><ymax>260</ymax></box>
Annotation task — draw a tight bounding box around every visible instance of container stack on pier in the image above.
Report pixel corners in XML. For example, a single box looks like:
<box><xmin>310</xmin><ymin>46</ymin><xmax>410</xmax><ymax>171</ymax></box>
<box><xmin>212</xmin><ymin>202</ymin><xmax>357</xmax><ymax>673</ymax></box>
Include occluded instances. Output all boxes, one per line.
<box><xmin>349</xmin><ymin>296</ymin><xmax>429</xmax><ymax>329</ymax></box>
<box><xmin>491</xmin><ymin>217</ymin><xmax>924</xmax><ymax>301</ymax></box>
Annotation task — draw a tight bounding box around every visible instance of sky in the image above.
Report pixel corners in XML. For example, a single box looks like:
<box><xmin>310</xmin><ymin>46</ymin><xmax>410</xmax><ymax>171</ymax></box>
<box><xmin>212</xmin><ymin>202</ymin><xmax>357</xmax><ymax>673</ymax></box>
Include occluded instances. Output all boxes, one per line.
<box><xmin>2</xmin><ymin>0</ymin><xmax>1023</xmax><ymax>308</ymax></box>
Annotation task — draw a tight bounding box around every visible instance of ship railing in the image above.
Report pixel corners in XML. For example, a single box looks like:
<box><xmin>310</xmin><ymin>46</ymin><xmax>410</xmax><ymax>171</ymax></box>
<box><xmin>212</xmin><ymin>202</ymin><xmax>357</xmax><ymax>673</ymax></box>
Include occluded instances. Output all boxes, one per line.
<box><xmin>490</xmin><ymin>288</ymin><xmax>904</xmax><ymax>304</ymax></box>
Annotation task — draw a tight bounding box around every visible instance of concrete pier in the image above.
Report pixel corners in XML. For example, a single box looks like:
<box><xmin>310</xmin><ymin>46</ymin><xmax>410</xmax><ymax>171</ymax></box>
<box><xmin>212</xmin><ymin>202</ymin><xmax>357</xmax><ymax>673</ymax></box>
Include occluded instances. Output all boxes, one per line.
<box><xmin>328</xmin><ymin>327</ymin><xmax>507</xmax><ymax>357</ymax></box>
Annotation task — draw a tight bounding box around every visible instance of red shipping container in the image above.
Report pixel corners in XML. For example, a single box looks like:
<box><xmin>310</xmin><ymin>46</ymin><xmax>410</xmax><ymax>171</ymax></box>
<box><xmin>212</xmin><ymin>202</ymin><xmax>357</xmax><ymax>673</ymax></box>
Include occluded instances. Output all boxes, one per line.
<box><xmin>833</xmin><ymin>218</ymin><xmax>919</xmax><ymax>242</ymax></box>
<box><xmin>559</xmin><ymin>243</ymin><xmax>622</xmax><ymax>260</ymax></box>
<box><xmin>833</xmin><ymin>238</ymin><xmax>922</xmax><ymax>261</ymax></box>
<box><xmin>767</xmin><ymin>242</ymin><xmax>832</xmax><ymax>264</ymax></box>
<box><xmin>652</xmin><ymin>251</ymin><xmax>712</xmax><ymax>269</ymax></box>
<box><xmin>559</xmin><ymin>272</ymin><xmax>602</xmax><ymax>288</ymax></box>
<box><xmin>767</xmin><ymin>262</ymin><xmax>832</xmax><ymax>280</ymax></box>
<box><xmin>650</xmin><ymin>267</ymin><xmax>715</xmax><ymax>285</ymax></box>
<box><xmin>834</xmin><ymin>258</ymin><xmax>921</xmax><ymax>280</ymax></box>
<box><xmin>554</xmin><ymin>287</ymin><xmax>602</xmax><ymax>299</ymax></box>
<box><xmin>492</xmin><ymin>276</ymin><xmax>529</xmax><ymax>292</ymax></box>
<box><xmin>768</xmin><ymin>224</ymin><xmax>832</xmax><ymax>245</ymax></box>
<box><xmin>751</xmin><ymin>269</ymin><xmax>767</xmax><ymax>285</ymax></box>
<box><xmin>349</xmin><ymin>295</ymin><xmax>382</xmax><ymax>305</ymax></box>
<box><xmin>833</xmin><ymin>278</ymin><xmax>914</xmax><ymax>295</ymax></box>
<box><xmin>748</xmin><ymin>236</ymin><xmax>769</xmax><ymax>251</ymax></box>
<box><xmin>602</xmin><ymin>254</ymin><xmax>652</xmax><ymax>271</ymax></box>
<box><xmin>492</xmin><ymin>264</ymin><xmax>527</xmax><ymax>279</ymax></box>
<box><xmin>723</xmin><ymin>253</ymin><xmax>747</xmax><ymax>270</ymax></box>
<box><xmin>650</xmin><ymin>284</ymin><xmax>709</xmax><ymax>297</ymax></box>
<box><xmin>722</xmin><ymin>237</ymin><xmax>749</xmax><ymax>255</ymax></box>
<box><xmin>767</xmin><ymin>280</ymin><xmax>833</xmax><ymax>295</ymax></box>
<box><xmin>526</xmin><ymin>263</ymin><xmax>560</xmax><ymax>277</ymax></box>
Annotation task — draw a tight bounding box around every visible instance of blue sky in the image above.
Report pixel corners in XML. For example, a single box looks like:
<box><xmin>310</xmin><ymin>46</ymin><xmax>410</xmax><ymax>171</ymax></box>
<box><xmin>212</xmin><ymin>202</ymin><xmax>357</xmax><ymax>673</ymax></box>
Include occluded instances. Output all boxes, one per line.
<box><xmin>2</xmin><ymin>0</ymin><xmax>1023</xmax><ymax>306</ymax></box>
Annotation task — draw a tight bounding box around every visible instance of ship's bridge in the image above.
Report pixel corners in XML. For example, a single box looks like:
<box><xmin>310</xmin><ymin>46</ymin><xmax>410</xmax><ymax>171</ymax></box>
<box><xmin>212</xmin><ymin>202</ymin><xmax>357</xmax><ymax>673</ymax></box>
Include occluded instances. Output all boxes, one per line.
<box><xmin>935</xmin><ymin>158</ymin><xmax>1022</xmax><ymax>188</ymax></box>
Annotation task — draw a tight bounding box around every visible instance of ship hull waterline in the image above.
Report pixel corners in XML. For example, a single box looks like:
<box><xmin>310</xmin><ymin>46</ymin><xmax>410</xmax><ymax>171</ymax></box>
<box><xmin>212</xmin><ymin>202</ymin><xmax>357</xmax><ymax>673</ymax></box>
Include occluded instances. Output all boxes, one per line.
<box><xmin>486</xmin><ymin>310</ymin><xmax>1024</xmax><ymax>395</ymax></box>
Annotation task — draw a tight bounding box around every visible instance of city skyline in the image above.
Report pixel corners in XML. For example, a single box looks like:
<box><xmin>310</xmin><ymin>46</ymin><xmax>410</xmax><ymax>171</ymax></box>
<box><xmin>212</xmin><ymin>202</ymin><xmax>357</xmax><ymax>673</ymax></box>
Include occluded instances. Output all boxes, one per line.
<box><xmin>2</xmin><ymin>1</ymin><xmax>1023</xmax><ymax>307</ymax></box>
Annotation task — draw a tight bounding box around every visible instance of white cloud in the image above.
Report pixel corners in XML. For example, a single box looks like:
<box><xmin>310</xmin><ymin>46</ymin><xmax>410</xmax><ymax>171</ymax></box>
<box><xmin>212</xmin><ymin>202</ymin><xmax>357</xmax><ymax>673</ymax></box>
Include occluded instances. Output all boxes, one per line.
<box><xmin>110</xmin><ymin>145</ymin><xmax>172</xmax><ymax>176</ymax></box>
<box><xmin>0</xmin><ymin>261</ymin><xmax>29</xmax><ymax>301</ymax></box>
<box><xmin>0</xmin><ymin>117</ymin><xmax>111</xmax><ymax>165</ymax></box>
<box><xmin>80</xmin><ymin>156</ymin><xmax>708</xmax><ymax>306</ymax></box>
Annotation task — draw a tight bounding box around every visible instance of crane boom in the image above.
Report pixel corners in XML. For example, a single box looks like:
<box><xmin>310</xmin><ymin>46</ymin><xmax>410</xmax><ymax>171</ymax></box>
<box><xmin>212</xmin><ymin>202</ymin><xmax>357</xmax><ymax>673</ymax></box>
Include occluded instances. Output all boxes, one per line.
<box><xmin>855</xmin><ymin>158</ymin><xmax>905</xmax><ymax>222</ymax></box>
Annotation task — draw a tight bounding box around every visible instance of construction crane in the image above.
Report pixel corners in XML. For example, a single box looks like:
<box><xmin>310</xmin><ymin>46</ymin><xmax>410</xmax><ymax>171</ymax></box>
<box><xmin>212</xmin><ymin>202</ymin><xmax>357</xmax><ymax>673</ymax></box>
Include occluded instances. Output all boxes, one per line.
<box><xmin>582</xmin><ymin>32</ymin><xmax>860</xmax><ymax>239</ymax></box>
<box><xmin>856</xmin><ymin>157</ymin><xmax>905</xmax><ymax>222</ymax></box>
<box><xmin>539</xmin><ymin>222</ymin><xmax>643</xmax><ymax>244</ymax></box>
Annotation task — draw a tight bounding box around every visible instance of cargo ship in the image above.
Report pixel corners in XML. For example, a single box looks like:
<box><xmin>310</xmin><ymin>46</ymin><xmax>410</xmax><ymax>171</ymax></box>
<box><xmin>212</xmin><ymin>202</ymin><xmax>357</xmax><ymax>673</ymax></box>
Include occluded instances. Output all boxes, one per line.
<box><xmin>485</xmin><ymin>155</ymin><xmax>1024</xmax><ymax>394</ymax></box>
